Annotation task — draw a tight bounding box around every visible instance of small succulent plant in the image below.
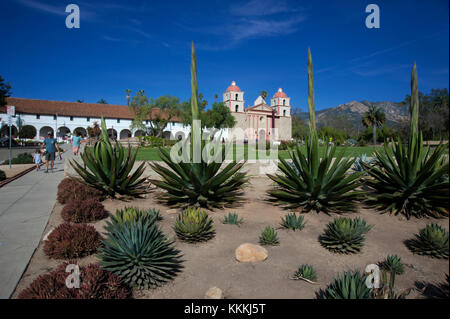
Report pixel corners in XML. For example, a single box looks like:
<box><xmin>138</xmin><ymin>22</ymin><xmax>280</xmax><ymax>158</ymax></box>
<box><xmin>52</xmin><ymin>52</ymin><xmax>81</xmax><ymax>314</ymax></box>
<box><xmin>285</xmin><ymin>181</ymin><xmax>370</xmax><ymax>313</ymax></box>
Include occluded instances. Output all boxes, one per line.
<box><xmin>259</xmin><ymin>226</ymin><xmax>280</xmax><ymax>246</ymax></box>
<box><xmin>110</xmin><ymin>207</ymin><xmax>161</xmax><ymax>227</ymax></box>
<box><xmin>379</xmin><ymin>255</ymin><xmax>405</xmax><ymax>275</ymax></box>
<box><xmin>280</xmin><ymin>213</ymin><xmax>306</xmax><ymax>231</ymax></box>
<box><xmin>174</xmin><ymin>207</ymin><xmax>215</xmax><ymax>243</ymax></box>
<box><xmin>222</xmin><ymin>213</ymin><xmax>243</xmax><ymax>226</ymax></box>
<box><xmin>293</xmin><ymin>264</ymin><xmax>317</xmax><ymax>282</ymax></box>
<box><xmin>406</xmin><ymin>224</ymin><xmax>449</xmax><ymax>259</ymax></box>
<box><xmin>319</xmin><ymin>217</ymin><xmax>373</xmax><ymax>254</ymax></box>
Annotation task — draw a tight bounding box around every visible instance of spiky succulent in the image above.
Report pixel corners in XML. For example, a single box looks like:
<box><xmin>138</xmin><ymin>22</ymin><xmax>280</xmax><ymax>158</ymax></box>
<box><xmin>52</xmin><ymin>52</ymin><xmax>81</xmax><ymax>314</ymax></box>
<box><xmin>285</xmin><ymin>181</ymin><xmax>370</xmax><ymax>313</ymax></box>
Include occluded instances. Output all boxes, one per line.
<box><xmin>148</xmin><ymin>43</ymin><xmax>248</xmax><ymax>209</ymax></box>
<box><xmin>267</xmin><ymin>49</ymin><xmax>363</xmax><ymax>214</ymax></box>
<box><xmin>379</xmin><ymin>255</ymin><xmax>405</xmax><ymax>275</ymax></box>
<box><xmin>317</xmin><ymin>271</ymin><xmax>372</xmax><ymax>299</ymax></box>
<box><xmin>98</xmin><ymin>217</ymin><xmax>183</xmax><ymax>289</ymax></box>
<box><xmin>174</xmin><ymin>207</ymin><xmax>215</xmax><ymax>243</ymax></box>
<box><xmin>280</xmin><ymin>213</ymin><xmax>306</xmax><ymax>231</ymax></box>
<box><xmin>222</xmin><ymin>213</ymin><xmax>243</xmax><ymax>226</ymax></box>
<box><xmin>363</xmin><ymin>64</ymin><xmax>449</xmax><ymax>219</ymax></box>
<box><xmin>406</xmin><ymin>224</ymin><xmax>449</xmax><ymax>259</ymax></box>
<box><xmin>319</xmin><ymin>217</ymin><xmax>373</xmax><ymax>254</ymax></box>
<box><xmin>293</xmin><ymin>264</ymin><xmax>317</xmax><ymax>282</ymax></box>
<box><xmin>352</xmin><ymin>153</ymin><xmax>374</xmax><ymax>172</ymax></box>
<box><xmin>70</xmin><ymin>117</ymin><xmax>147</xmax><ymax>198</ymax></box>
<box><xmin>259</xmin><ymin>226</ymin><xmax>280</xmax><ymax>246</ymax></box>
<box><xmin>111</xmin><ymin>207</ymin><xmax>162</xmax><ymax>226</ymax></box>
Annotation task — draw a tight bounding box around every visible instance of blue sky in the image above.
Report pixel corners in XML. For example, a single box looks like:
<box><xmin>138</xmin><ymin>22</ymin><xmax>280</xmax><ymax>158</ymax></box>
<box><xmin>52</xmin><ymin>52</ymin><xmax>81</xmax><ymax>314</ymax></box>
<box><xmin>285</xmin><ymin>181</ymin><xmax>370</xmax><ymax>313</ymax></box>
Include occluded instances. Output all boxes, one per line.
<box><xmin>0</xmin><ymin>0</ymin><xmax>448</xmax><ymax>111</ymax></box>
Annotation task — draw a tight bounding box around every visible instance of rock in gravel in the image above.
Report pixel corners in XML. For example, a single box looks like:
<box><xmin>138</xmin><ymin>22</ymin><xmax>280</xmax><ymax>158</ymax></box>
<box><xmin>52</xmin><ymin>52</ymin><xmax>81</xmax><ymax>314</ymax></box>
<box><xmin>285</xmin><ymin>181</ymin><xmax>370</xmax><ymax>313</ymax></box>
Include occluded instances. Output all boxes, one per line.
<box><xmin>166</xmin><ymin>209</ymin><xmax>178</xmax><ymax>215</ymax></box>
<box><xmin>42</xmin><ymin>227</ymin><xmax>55</xmax><ymax>241</ymax></box>
<box><xmin>235</xmin><ymin>243</ymin><xmax>268</xmax><ymax>262</ymax></box>
<box><xmin>205</xmin><ymin>287</ymin><xmax>223</xmax><ymax>299</ymax></box>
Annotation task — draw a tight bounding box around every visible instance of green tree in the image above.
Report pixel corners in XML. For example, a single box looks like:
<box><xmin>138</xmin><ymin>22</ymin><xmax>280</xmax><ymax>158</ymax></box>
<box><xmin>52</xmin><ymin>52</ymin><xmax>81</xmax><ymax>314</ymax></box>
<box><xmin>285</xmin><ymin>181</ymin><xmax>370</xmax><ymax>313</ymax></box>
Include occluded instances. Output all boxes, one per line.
<box><xmin>77</xmin><ymin>99</ymin><xmax>84</xmax><ymax>103</ymax></box>
<box><xmin>205</xmin><ymin>102</ymin><xmax>236</xmax><ymax>131</ymax></box>
<box><xmin>97</xmin><ymin>98</ymin><xmax>108</xmax><ymax>104</ymax></box>
<box><xmin>291</xmin><ymin>108</ymin><xmax>308</xmax><ymax>140</ymax></box>
<box><xmin>260</xmin><ymin>90</ymin><xmax>268</xmax><ymax>101</ymax></box>
<box><xmin>180</xmin><ymin>94</ymin><xmax>208</xmax><ymax>126</ymax></box>
<box><xmin>362</xmin><ymin>105</ymin><xmax>386</xmax><ymax>145</ymax></box>
<box><xmin>0</xmin><ymin>75</ymin><xmax>12</xmax><ymax>107</ymax></box>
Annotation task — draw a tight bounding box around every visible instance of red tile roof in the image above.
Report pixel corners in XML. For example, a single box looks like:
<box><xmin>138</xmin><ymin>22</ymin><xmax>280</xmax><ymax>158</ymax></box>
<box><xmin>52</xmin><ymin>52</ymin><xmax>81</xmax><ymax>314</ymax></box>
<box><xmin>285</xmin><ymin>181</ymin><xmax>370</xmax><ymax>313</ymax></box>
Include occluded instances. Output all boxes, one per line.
<box><xmin>2</xmin><ymin>97</ymin><xmax>181</xmax><ymax>121</ymax></box>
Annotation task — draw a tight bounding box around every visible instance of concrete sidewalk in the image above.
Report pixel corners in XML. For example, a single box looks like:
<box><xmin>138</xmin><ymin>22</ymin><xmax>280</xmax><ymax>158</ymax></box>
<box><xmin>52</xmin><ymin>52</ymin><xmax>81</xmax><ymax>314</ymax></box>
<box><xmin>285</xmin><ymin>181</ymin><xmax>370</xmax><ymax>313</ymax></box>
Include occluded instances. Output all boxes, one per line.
<box><xmin>0</xmin><ymin>145</ymin><xmax>72</xmax><ymax>298</ymax></box>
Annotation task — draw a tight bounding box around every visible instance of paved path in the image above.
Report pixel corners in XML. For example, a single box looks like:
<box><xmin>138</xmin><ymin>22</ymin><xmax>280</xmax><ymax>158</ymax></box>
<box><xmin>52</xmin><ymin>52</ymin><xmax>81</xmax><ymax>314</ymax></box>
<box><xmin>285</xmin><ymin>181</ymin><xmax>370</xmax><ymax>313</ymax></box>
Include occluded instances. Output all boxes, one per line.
<box><xmin>0</xmin><ymin>145</ymin><xmax>72</xmax><ymax>298</ymax></box>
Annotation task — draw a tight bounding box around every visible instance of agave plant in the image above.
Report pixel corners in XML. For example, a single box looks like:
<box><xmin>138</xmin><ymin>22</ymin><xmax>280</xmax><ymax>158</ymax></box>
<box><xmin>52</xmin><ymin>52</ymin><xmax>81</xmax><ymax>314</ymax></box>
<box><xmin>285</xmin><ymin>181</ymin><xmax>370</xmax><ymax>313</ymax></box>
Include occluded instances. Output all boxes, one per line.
<box><xmin>372</xmin><ymin>268</ymin><xmax>411</xmax><ymax>299</ymax></box>
<box><xmin>222</xmin><ymin>212</ymin><xmax>243</xmax><ymax>226</ymax></box>
<box><xmin>292</xmin><ymin>264</ymin><xmax>317</xmax><ymax>282</ymax></box>
<box><xmin>352</xmin><ymin>153</ymin><xmax>374</xmax><ymax>172</ymax></box>
<box><xmin>406</xmin><ymin>224</ymin><xmax>449</xmax><ymax>259</ymax></box>
<box><xmin>317</xmin><ymin>271</ymin><xmax>372</xmax><ymax>299</ymax></box>
<box><xmin>174</xmin><ymin>207</ymin><xmax>215</xmax><ymax>243</ymax></box>
<box><xmin>149</xmin><ymin>43</ymin><xmax>248</xmax><ymax>208</ymax></box>
<box><xmin>98</xmin><ymin>217</ymin><xmax>183</xmax><ymax>289</ymax></box>
<box><xmin>267</xmin><ymin>49</ymin><xmax>364</xmax><ymax>214</ymax></box>
<box><xmin>319</xmin><ymin>217</ymin><xmax>373</xmax><ymax>254</ymax></box>
<box><xmin>111</xmin><ymin>207</ymin><xmax>162</xmax><ymax>226</ymax></box>
<box><xmin>259</xmin><ymin>226</ymin><xmax>280</xmax><ymax>246</ymax></box>
<box><xmin>363</xmin><ymin>64</ymin><xmax>449</xmax><ymax>219</ymax></box>
<box><xmin>280</xmin><ymin>213</ymin><xmax>306</xmax><ymax>231</ymax></box>
<box><xmin>379</xmin><ymin>255</ymin><xmax>405</xmax><ymax>275</ymax></box>
<box><xmin>70</xmin><ymin>117</ymin><xmax>147</xmax><ymax>197</ymax></box>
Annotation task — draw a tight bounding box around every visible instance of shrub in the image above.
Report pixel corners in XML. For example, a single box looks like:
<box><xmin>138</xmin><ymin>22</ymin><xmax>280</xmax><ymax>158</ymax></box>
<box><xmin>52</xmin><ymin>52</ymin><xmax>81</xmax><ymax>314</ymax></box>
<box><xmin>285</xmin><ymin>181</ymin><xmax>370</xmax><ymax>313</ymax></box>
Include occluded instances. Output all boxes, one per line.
<box><xmin>0</xmin><ymin>169</ymin><xmax>6</xmax><ymax>181</ymax></box>
<box><xmin>112</xmin><ymin>207</ymin><xmax>162</xmax><ymax>226</ymax></box>
<box><xmin>222</xmin><ymin>212</ymin><xmax>243</xmax><ymax>226</ymax></box>
<box><xmin>259</xmin><ymin>226</ymin><xmax>280</xmax><ymax>246</ymax></box>
<box><xmin>280</xmin><ymin>213</ymin><xmax>306</xmax><ymax>231</ymax></box>
<box><xmin>61</xmin><ymin>198</ymin><xmax>107</xmax><ymax>223</ymax></box>
<box><xmin>4</xmin><ymin>153</ymin><xmax>33</xmax><ymax>164</ymax></box>
<box><xmin>43</xmin><ymin>223</ymin><xmax>102</xmax><ymax>259</ymax></box>
<box><xmin>18</xmin><ymin>262</ymin><xmax>131</xmax><ymax>299</ymax></box>
<box><xmin>316</xmin><ymin>271</ymin><xmax>372</xmax><ymax>299</ymax></box>
<box><xmin>69</xmin><ymin>117</ymin><xmax>147</xmax><ymax>197</ymax></box>
<box><xmin>319</xmin><ymin>217</ymin><xmax>373</xmax><ymax>254</ymax></box>
<box><xmin>57</xmin><ymin>178</ymin><xmax>104</xmax><ymax>204</ymax></box>
<box><xmin>174</xmin><ymin>207</ymin><xmax>215</xmax><ymax>243</ymax></box>
<box><xmin>293</xmin><ymin>264</ymin><xmax>317</xmax><ymax>282</ymax></box>
<box><xmin>98</xmin><ymin>217</ymin><xmax>183</xmax><ymax>289</ymax></box>
<box><xmin>406</xmin><ymin>224</ymin><xmax>449</xmax><ymax>259</ymax></box>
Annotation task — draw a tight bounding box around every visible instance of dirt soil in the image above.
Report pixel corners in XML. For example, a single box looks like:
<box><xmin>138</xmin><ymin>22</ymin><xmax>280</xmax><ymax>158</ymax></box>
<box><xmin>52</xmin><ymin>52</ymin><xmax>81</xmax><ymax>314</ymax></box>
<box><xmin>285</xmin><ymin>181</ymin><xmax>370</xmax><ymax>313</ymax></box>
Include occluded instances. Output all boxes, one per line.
<box><xmin>12</xmin><ymin>176</ymin><xmax>449</xmax><ymax>299</ymax></box>
<box><xmin>0</xmin><ymin>164</ymin><xmax>35</xmax><ymax>178</ymax></box>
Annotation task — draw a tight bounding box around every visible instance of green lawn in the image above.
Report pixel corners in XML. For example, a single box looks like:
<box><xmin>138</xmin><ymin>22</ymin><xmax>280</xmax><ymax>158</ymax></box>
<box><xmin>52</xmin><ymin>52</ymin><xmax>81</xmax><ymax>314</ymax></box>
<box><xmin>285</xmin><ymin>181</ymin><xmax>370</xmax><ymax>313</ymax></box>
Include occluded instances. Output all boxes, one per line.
<box><xmin>135</xmin><ymin>145</ymin><xmax>382</xmax><ymax>161</ymax></box>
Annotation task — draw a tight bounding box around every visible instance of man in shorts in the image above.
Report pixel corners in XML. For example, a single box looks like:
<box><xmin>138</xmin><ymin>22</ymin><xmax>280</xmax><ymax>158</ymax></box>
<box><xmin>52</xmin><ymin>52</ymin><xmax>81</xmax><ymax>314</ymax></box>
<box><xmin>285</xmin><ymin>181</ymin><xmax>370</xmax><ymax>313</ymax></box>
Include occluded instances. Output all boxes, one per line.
<box><xmin>71</xmin><ymin>132</ymin><xmax>83</xmax><ymax>155</ymax></box>
<box><xmin>41</xmin><ymin>131</ymin><xmax>60</xmax><ymax>173</ymax></box>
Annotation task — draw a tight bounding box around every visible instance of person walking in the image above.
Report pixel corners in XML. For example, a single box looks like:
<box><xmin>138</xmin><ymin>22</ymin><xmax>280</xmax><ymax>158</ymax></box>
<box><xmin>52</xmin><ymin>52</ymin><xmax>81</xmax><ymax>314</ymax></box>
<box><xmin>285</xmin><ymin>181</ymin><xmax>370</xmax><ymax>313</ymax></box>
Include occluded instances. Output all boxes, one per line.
<box><xmin>33</xmin><ymin>149</ymin><xmax>42</xmax><ymax>171</ymax></box>
<box><xmin>41</xmin><ymin>131</ymin><xmax>60</xmax><ymax>173</ymax></box>
<box><xmin>70</xmin><ymin>132</ymin><xmax>83</xmax><ymax>155</ymax></box>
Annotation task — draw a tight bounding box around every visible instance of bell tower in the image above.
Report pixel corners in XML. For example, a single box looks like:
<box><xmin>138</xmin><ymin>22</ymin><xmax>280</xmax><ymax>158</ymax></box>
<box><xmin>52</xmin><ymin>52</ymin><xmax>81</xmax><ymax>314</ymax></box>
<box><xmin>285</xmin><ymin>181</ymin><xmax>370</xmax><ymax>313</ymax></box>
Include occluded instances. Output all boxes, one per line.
<box><xmin>270</xmin><ymin>88</ymin><xmax>291</xmax><ymax>117</ymax></box>
<box><xmin>223</xmin><ymin>81</ymin><xmax>244</xmax><ymax>113</ymax></box>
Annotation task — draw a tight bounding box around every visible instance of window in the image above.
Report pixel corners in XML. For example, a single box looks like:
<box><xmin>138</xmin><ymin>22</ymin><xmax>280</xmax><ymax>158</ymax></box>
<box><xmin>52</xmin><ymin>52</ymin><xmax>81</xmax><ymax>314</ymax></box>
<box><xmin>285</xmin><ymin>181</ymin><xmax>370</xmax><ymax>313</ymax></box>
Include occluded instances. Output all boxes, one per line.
<box><xmin>235</xmin><ymin>105</ymin><xmax>239</xmax><ymax>112</ymax></box>
<box><xmin>117</xmin><ymin>119</ymin><xmax>120</xmax><ymax>123</ymax></box>
<box><xmin>235</xmin><ymin>93</ymin><xmax>238</xmax><ymax>100</ymax></box>
<box><xmin>53</xmin><ymin>115</ymin><xmax>57</xmax><ymax>120</ymax></box>
<box><xmin>283</xmin><ymin>110</ymin><xmax>287</xmax><ymax>116</ymax></box>
<box><xmin>283</xmin><ymin>99</ymin><xmax>286</xmax><ymax>106</ymax></box>
<box><xmin>36</xmin><ymin>114</ymin><xmax>40</xmax><ymax>119</ymax></box>
<box><xmin>70</xmin><ymin>116</ymin><xmax>74</xmax><ymax>121</ymax></box>
<box><xmin>87</xmin><ymin>117</ymin><xmax>90</xmax><ymax>122</ymax></box>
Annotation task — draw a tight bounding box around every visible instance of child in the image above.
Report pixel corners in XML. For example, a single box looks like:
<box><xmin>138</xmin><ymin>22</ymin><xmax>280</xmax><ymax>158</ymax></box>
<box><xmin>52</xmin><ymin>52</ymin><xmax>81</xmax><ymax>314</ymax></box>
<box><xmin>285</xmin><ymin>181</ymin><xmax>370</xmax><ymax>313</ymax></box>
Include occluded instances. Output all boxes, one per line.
<box><xmin>33</xmin><ymin>149</ymin><xmax>42</xmax><ymax>171</ymax></box>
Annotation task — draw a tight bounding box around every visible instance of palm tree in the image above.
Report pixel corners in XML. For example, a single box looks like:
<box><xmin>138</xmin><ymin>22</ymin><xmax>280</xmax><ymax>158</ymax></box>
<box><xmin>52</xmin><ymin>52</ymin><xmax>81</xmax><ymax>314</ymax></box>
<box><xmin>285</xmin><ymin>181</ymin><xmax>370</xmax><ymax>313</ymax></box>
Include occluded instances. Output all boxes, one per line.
<box><xmin>260</xmin><ymin>90</ymin><xmax>268</xmax><ymax>101</ymax></box>
<box><xmin>362</xmin><ymin>105</ymin><xmax>386</xmax><ymax>145</ymax></box>
<box><xmin>97</xmin><ymin>98</ymin><xmax>108</xmax><ymax>104</ymax></box>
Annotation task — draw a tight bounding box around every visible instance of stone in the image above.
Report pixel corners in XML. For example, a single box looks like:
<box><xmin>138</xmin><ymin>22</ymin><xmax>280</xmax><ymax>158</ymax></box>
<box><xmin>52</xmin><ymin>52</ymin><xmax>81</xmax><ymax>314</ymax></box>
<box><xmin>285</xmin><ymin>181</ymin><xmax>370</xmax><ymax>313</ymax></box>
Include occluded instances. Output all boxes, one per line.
<box><xmin>42</xmin><ymin>227</ymin><xmax>54</xmax><ymax>241</ymax></box>
<box><xmin>166</xmin><ymin>209</ymin><xmax>178</xmax><ymax>215</ymax></box>
<box><xmin>235</xmin><ymin>243</ymin><xmax>268</xmax><ymax>262</ymax></box>
<box><xmin>205</xmin><ymin>287</ymin><xmax>223</xmax><ymax>299</ymax></box>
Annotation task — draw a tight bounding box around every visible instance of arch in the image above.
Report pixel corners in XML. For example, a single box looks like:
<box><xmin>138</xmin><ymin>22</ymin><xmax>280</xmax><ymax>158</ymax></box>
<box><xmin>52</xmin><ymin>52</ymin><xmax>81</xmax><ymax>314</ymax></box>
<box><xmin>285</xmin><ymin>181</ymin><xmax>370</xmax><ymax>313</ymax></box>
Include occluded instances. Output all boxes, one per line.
<box><xmin>39</xmin><ymin>126</ymin><xmax>54</xmax><ymax>139</ymax></box>
<box><xmin>235</xmin><ymin>105</ymin><xmax>239</xmax><ymax>112</ymax></box>
<box><xmin>235</xmin><ymin>93</ymin><xmax>238</xmax><ymax>100</ymax></box>
<box><xmin>120</xmin><ymin>129</ymin><xmax>132</xmax><ymax>139</ymax></box>
<box><xmin>283</xmin><ymin>99</ymin><xmax>286</xmax><ymax>106</ymax></box>
<box><xmin>283</xmin><ymin>110</ymin><xmax>286</xmax><ymax>116</ymax></box>
<box><xmin>259</xmin><ymin>129</ymin><xmax>266</xmax><ymax>141</ymax></box>
<box><xmin>74</xmin><ymin>127</ymin><xmax>87</xmax><ymax>137</ymax></box>
<box><xmin>57</xmin><ymin>126</ymin><xmax>71</xmax><ymax>139</ymax></box>
<box><xmin>1</xmin><ymin>124</ymin><xmax>18</xmax><ymax>138</ymax></box>
<box><xmin>19</xmin><ymin>125</ymin><xmax>37</xmax><ymax>139</ymax></box>
<box><xmin>107</xmin><ymin>128</ymin><xmax>117</xmax><ymax>139</ymax></box>
<box><xmin>162</xmin><ymin>131</ymin><xmax>172</xmax><ymax>139</ymax></box>
<box><xmin>134</xmin><ymin>130</ymin><xmax>145</xmax><ymax>137</ymax></box>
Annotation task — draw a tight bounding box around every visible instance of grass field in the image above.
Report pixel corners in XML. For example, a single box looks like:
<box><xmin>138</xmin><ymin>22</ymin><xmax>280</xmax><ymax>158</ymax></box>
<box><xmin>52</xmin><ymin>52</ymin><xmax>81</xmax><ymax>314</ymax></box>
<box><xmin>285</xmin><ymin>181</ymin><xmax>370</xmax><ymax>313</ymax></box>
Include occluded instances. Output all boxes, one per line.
<box><xmin>135</xmin><ymin>145</ymin><xmax>382</xmax><ymax>161</ymax></box>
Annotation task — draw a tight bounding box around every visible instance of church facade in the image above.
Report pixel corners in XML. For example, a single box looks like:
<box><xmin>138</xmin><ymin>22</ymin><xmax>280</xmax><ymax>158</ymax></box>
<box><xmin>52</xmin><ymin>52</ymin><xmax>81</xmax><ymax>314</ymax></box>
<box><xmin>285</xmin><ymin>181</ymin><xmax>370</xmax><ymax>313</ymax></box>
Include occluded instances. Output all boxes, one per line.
<box><xmin>223</xmin><ymin>81</ymin><xmax>292</xmax><ymax>142</ymax></box>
